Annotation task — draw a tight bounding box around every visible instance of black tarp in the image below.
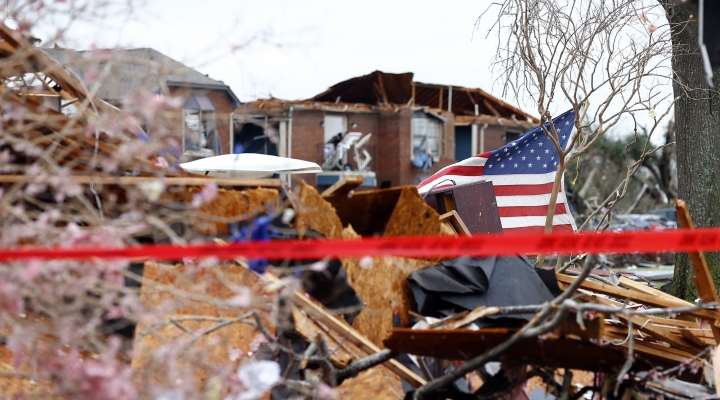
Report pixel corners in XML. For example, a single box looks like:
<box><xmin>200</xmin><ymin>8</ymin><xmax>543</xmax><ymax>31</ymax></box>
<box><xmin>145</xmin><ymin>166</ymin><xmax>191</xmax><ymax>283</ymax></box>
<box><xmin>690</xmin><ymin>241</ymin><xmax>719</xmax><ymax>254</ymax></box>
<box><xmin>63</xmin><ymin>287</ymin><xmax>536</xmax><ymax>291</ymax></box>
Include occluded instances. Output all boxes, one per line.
<box><xmin>408</xmin><ymin>256</ymin><xmax>555</xmax><ymax>322</ymax></box>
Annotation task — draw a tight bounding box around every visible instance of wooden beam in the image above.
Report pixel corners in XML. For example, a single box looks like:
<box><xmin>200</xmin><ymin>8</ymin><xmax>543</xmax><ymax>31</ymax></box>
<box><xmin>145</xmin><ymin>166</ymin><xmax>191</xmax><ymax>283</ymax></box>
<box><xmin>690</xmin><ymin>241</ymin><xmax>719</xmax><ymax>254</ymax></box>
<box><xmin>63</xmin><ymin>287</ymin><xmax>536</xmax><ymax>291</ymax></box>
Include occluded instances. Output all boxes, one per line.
<box><xmin>0</xmin><ymin>174</ymin><xmax>283</xmax><ymax>188</ymax></box>
<box><xmin>557</xmin><ymin>273</ymin><xmax>718</xmax><ymax>320</ymax></box>
<box><xmin>321</xmin><ymin>176</ymin><xmax>364</xmax><ymax>197</ymax></box>
<box><xmin>411</xmin><ymin>82</ymin><xmax>416</xmax><ymax>106</ymax></box>
<box><xmin>619</xmin><ymin>277</ymin><xmax>694</xmax><ymax>307</ymax></box>
<box><xmin>586</xmin><ymin>293</ymin><xmax>701</xmax><ymax>353</ymax></box>
<box><xmin>438</xmin><ymin>87</ymin><xmax>443</xmax><ymax>110</ymax></box>
<box><xmin>481</xmin><ymin>98</ymin><xmax>501</xmax><ymax>117</ymax></box>
<box><xmin>675</xmin><ymin>199</ymin><xmax>720</xmax><ymax>304</ymax></box>
<box><xmin>675</xmin><ymin>199</ymin><xmax>720</xmax><ymax>343</ymax></box>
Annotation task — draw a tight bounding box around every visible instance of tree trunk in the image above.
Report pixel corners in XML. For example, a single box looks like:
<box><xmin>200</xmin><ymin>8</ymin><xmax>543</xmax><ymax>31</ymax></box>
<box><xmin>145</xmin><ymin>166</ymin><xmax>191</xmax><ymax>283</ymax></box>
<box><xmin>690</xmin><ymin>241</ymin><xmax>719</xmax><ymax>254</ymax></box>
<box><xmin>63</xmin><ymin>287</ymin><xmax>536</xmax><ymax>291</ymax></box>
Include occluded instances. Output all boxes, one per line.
<box><xmin>662</xmin><ymin>1</ymin><xmax>720</xmax><ymax>300</ymax></box>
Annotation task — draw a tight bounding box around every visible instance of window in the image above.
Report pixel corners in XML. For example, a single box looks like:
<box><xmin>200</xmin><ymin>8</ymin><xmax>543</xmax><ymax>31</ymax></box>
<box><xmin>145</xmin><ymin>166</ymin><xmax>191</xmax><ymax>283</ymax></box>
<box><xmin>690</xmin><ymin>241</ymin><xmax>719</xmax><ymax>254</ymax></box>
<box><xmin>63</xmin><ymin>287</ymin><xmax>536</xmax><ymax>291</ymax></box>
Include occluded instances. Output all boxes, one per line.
<box><xmin>504</xmin><ymin>130</ymin><xmax>522</xmax><ymax>144</ymax></box>
<box><xmin>182</xmin><ymin>94</ymin><xmax>217</xmax><ymax>157</ymax></box>
<box><xmin>411</xmin><ymin>112</ymin><xmax>442</xmax><ymax>162</ymax></box>
<box><xmin>324</xmin><ymin>115</ymin><xmax>347</xmax><ymax>143</ymax></box>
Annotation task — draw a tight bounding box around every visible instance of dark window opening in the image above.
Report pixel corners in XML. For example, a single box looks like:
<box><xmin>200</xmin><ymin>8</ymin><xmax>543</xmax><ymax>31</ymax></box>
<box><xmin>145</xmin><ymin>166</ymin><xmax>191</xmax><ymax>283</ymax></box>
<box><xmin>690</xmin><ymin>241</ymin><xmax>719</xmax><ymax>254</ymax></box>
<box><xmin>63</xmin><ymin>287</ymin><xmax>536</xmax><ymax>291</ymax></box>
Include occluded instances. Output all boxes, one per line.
<box><xmin>504</xmin><ymin>130</ymin><xmax>522</xmax><ymax>143</ymax></box>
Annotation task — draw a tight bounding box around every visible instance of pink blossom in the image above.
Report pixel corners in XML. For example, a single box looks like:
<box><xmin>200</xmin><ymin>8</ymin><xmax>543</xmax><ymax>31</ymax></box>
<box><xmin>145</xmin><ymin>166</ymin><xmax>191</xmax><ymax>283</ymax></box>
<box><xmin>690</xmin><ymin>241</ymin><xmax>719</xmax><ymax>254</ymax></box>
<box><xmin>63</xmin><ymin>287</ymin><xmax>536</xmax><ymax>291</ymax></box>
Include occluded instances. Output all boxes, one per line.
<box><xmin>226</xmin><ymin>360</ymin><xmax>280</xmax><ymax>400</ymax></box>
<box><xmin>192</xmin><ymin>182</ymin><xmax>218</xmax><ymax>208</ymax></box>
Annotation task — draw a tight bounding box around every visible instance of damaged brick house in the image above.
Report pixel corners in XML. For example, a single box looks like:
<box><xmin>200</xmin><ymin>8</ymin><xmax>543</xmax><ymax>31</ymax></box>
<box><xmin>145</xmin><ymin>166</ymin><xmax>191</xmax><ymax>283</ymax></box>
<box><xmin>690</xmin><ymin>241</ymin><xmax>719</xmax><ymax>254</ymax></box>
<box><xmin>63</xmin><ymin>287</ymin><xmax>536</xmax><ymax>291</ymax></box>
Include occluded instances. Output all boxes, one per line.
<box><xmin>42</xmin><ymin>47</ymin><xmax>241</xmax><ymax>161</ymax></box>
<box><xmin>236</xmin><ymin>71</ymin><xmax>538</xmax><ymax>189</ymax></box>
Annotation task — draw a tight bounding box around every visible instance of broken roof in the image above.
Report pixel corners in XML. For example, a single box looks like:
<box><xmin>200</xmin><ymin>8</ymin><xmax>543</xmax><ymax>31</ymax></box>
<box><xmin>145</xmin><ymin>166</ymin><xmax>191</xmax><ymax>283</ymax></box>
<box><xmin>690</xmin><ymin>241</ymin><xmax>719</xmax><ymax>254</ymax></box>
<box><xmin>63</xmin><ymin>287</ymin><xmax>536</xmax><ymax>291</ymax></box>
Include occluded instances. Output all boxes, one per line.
<box><xmin>311</xmin><ymin>70</ymin><xmax>539</xmax><ymax>123</ymax></box>
<box><xmin>41</xmin><ymin>47</ymin><xmax>240</xmax><ymax>107</ymax></box>
<box><xmin>239</xmin><ymin>71</ymin><xmax>538</xmax><ymax>128</ymax></box>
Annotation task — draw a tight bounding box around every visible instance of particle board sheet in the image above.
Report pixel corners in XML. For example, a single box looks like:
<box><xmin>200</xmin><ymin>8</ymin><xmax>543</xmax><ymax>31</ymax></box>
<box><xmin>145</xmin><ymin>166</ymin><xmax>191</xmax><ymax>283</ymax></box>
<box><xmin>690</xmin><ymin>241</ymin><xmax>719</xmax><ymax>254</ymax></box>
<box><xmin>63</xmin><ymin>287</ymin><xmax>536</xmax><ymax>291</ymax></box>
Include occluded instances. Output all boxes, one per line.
<box><xmin>341</xmin><ymin>226</ymin><xmax>436</xmax><ymax>347</ymax></box>
<box><xmin>172</xmin><ymin>187</ymin><xmax>280</xmax><ymax>236</ymax></box>
<box><xmin>324</xmin><ymin>187</ymin><xmax>403</xmax><ymax>236</ymax></box>
<box><xmin>383</xmin><ymin>186</ymin><xmax>442</xmax><ymax>237</ymax></box>
<box><xmin>290</xmin><ymin>181</ymin><xmax>344</xmax><ymax>238</ymax></box>
<box><xmin>0</xmin><ymin>344</ymin><xmax>54</xmax><ymax>398</ymax></box>
<box><xmin>324</xmin><ymin>186</ymin><xmax>443</xmax><ymax>237</ymax></box>
<box><xmin>383</xmin><ymin>328</ymin><xmax>635</xmax><ymax>372</ymax></box>
<box><xmin>132</xmin><ymin>262</ymin><xmax>275</xmax><ymax>394</ymax></box>
<box><xmin>335</xmin><ymin>367</ymin><xmax>405</xmax><ymax>400</ymax></box>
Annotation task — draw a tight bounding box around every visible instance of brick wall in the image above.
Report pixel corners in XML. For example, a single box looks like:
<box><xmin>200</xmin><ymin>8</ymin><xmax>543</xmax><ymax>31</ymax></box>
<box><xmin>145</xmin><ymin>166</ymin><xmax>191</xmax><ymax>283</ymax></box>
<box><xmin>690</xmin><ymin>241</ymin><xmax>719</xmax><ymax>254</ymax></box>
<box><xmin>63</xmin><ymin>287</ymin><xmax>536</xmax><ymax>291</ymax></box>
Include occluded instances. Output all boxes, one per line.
<box><xmin>289</xmin><ymin>110</ymin><xmax>383</xmax><ymax>188</ymax></box>
<box><xmin>287</xmin><ymin>107</ymin><xmax>458</xmax><ymax>189</ymax></box>
<box><xmin>482</xmin><ymin>124</ymin><xmax>510</xmax><ymax>153</ymax></box>
<box><xmin>206</xmin><ymin>90</ymin><xmax>234</xmax><ymax>154</ymax></box>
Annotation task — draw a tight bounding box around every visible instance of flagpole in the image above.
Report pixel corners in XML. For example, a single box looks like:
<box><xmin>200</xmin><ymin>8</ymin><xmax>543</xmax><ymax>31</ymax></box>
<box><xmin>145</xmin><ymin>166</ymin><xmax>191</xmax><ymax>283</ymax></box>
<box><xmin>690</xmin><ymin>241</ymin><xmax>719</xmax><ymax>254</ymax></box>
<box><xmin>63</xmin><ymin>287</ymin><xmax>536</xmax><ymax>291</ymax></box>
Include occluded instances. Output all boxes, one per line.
<box><xmin>537</xmin><ymin>102</ymin><xmax>587</xmax><ymax>267</ymax></box>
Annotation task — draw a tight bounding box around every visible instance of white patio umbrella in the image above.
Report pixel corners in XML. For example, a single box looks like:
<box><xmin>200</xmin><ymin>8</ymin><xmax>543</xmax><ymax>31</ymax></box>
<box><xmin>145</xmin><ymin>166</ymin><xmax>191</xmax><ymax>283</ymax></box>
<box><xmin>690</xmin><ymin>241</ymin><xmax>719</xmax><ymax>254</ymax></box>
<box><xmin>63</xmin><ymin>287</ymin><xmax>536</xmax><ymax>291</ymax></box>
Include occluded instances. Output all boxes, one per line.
<box><xmin>180</xmin><ymin>153</ymin><xmax>322</xmax><ymax>179</ymax></box>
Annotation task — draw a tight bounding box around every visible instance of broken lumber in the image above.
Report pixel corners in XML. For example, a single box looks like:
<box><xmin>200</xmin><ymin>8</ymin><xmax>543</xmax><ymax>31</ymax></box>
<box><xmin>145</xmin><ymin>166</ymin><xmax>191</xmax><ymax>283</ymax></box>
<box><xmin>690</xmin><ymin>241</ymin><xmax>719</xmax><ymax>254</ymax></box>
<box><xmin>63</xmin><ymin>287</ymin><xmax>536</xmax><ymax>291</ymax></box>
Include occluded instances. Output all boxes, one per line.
<box><xmin>556</xmin><ymin>273</ymin><xmax>718</xmax><ymax>320</ymax></box>
<box><xmin>383</xmin><ymin>328</ymin><xmax>630</xmax><ymax>372</ymax></box>
<box><xmin>675</xmin><ymin>199</ymin><xmax>720</xmax><ymax>343</ymax></box>
<box><xmin>321</xmin><ymin>175</ymin><xmax>364</xmax><ymax>197</ymax></box>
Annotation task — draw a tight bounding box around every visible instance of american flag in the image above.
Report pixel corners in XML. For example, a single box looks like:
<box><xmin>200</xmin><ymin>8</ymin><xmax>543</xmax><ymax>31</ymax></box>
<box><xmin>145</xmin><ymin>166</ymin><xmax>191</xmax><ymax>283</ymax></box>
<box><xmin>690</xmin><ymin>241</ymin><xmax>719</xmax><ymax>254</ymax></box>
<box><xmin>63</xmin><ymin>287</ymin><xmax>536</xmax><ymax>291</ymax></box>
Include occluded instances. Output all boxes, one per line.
<box><xmin>418</xmin><ymin>109</ymin><xmax>578</xmax><ymax>234</ymax></box>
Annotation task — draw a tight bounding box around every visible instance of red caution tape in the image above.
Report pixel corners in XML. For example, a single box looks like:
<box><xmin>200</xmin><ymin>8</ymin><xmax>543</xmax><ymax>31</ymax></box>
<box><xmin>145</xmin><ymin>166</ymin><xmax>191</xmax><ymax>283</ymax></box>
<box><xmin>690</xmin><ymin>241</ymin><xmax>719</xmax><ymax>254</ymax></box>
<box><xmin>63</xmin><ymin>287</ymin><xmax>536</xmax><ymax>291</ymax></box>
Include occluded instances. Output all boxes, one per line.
<box><xmin>2</xmin><ymin>228</ymin><xmax>720</xmax><ymax>262</ymax></box>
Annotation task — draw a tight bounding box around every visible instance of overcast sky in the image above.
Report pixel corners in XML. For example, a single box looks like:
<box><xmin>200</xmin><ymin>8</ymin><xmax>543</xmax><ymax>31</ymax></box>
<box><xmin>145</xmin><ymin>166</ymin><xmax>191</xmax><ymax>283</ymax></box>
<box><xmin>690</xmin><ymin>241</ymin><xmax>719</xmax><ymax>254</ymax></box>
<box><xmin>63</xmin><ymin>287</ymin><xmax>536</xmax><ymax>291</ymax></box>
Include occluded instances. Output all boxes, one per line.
<box><xmin>26</xmin><ymin>1</ymin><xmax>515</xmax><ymax>104</ymax></box>
<box><xmin>15</xmin><ymin>0</ymin><xmax>672</xmax><ymax>136</ymax></box>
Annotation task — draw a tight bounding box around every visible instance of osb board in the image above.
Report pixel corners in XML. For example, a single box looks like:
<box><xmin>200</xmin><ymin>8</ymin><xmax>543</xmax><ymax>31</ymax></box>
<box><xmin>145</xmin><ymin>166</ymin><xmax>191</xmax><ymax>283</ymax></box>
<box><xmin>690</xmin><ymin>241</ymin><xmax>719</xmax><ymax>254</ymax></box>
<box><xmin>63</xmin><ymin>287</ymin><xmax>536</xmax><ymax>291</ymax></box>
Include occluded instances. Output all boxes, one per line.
<box><xmin>0</xmin><ymin>344</ymin><xmax>54</xmax><ymax>398</ymax></box>
<box><xmin>291</xmin><ymin>306</ymin><xmax>355</xmax><ymax>367</ymax></box>
<box><xmin>132</xmin><ymin>262</ymin><xmax>276</xmax><ymax>395</ymax></box>
<box><xmin>336</xmin><ymin>368</ymin><xmax>404</xmax><ymax>400</ymax></box>
<box><xmin>383</xmin><ymin>186</ymin><xmax>442</xmax><ymax>237</ymax></box>
<box><xmin>168</xmin><ymin>187</ymin><xmax>279</xmax><ymax>236</ymax></box>
<box><xmin>324</xmin><ymin>187</ymin><xmax>403</xmax><ymax>236</ymax></box>
<box><xmin>341</xmin><ymin>226</ymin><xmax>436</xmax><ymax>347</ymax></box>
<box><xmin>290</xmin><ymin>181</ymin><xmax>343</xmax><ymax>238</ymax></box>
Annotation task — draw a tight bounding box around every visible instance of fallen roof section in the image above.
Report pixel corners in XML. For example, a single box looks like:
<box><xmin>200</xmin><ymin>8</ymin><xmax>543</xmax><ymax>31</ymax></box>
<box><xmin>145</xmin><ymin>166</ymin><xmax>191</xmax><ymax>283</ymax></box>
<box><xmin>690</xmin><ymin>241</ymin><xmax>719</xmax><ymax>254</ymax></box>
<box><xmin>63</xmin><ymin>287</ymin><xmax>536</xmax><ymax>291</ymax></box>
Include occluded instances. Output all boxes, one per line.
<box><xmin>310</xmin><ymin>70</ymin><xmax>539</xmax><ymax>124</ymax></box>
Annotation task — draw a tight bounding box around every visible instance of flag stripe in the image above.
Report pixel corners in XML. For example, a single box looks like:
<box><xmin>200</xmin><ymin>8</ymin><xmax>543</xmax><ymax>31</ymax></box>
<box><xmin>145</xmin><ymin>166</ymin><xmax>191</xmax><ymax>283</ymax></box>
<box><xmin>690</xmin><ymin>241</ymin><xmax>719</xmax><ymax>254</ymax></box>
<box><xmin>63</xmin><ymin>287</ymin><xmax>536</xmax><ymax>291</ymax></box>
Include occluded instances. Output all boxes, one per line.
<box><xmin>493</xmin><ymin>182</ymin><xmax>561</xmax><ymax>196</ymax></box>
<box><xmin>502</xmin><ymin>224</ymin><xmax>576</xmax><ymax>234</ymax></box>
<box><xmin>500</xmin><ymin>214</ymin><xmax>576</xmax><ymax>229</ymax></box>
<box><xmin>496</xmin><ymin>192</ymin><xmax>568</xmax><ymax>208</ymax></box>
<box><xmin>498</xmin><ymin>203</ymin><xmax>567</xmax><ymax>218</ymax></box>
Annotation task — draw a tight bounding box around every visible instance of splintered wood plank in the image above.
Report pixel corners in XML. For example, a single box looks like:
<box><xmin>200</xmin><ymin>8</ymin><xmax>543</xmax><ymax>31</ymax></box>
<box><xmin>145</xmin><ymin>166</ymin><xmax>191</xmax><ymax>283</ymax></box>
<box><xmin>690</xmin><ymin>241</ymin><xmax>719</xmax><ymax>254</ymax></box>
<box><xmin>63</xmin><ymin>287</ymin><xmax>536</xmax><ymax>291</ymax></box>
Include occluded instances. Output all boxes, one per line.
<box><xmin>321</xmin><ymin>175</ymin><xmax>364</xmax><ymax>197</ymax></box>
<box><xmin>675</xmin><ymin>200</ymin><xmax>720</xmax><ymax>304</ymax></box>
<box><xmin>618</xmin><ymin>276</ymin><xmax>691</xmax><ymax>305</ymax></box>
<box><xmin>383</xmin><ymin>328</ymin><xmax>630</xmax><ymax>372</ymax></box>
<box><xmin>675</xmin><ymin>199</ymin><xmax>720</xmax><ymax>343</ymax></box>
<box><xmin>556</xmin><ymin>273</ymin><xmax>718</xmax><ymax>320</ymax></box>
